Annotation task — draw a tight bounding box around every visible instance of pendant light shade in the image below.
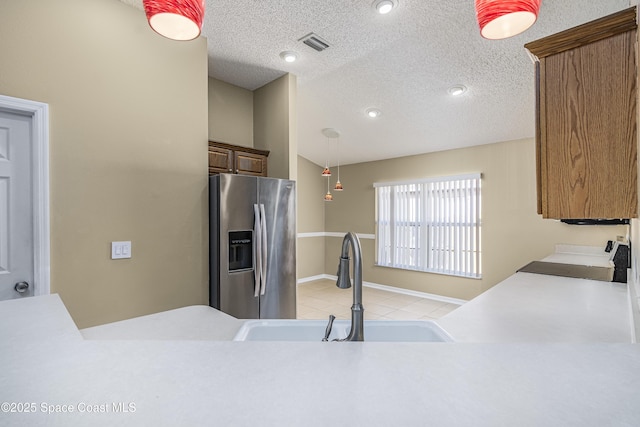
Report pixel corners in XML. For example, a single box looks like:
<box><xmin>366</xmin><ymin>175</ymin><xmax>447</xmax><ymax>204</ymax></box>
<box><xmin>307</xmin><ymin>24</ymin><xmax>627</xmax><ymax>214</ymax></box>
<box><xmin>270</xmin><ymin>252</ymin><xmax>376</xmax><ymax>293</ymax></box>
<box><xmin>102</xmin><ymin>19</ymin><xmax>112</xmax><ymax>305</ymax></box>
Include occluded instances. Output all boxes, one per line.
<box><xmin>143</xmin><ymin>0</ymin><xmax>205</xmax><ymax>41</ymax></box>
<box><xmin>475</xmin><ymin>0</ymin><xmax>540</xmax><ymax>40</ymax></box>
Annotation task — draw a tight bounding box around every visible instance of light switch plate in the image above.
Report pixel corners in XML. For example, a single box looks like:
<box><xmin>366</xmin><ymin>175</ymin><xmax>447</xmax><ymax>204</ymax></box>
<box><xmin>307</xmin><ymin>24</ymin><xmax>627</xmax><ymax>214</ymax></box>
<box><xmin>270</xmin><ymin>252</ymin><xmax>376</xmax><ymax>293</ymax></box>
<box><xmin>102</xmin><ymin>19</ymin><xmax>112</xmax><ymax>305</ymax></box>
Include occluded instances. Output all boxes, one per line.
<box><xmin>111</xmin><ymin>241</ymin><xmax>132</xmax><ymax>259</ymax></box>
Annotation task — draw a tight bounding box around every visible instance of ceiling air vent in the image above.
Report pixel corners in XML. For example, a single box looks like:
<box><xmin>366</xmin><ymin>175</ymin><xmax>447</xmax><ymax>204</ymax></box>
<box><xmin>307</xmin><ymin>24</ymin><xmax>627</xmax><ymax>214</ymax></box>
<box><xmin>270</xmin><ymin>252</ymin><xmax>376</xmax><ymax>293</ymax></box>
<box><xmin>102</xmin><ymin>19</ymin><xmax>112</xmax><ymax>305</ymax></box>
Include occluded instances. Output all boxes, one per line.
<box><xmin>298</xmin><ymin>33</ymin><xmax>331</xmax><ymax>52</ymax></box>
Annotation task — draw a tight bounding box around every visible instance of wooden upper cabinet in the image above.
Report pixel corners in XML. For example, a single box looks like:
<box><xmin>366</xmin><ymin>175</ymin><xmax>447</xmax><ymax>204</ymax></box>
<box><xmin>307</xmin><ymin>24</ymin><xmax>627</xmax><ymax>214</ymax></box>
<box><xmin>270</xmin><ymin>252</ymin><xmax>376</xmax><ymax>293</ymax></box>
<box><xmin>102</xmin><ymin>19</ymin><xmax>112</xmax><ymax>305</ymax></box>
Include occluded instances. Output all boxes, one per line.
<box><xmin>208</xmin><ymin>145</ymin><xmax>234</xmax><ymax>175</ymax></box>
<box><xmin>234</xmin><ymin>150</ymin><xmax>268</xmax><ymax>176</ymax></box>
<box><xmin>208</xmin><ymin>141</ymin><xmax>269</xmax><ymax>177</ymax></box>
<box><xmin>525</xmin><ymin>7</ymin><xmax>638</xmax><ymax>219</ymax></box>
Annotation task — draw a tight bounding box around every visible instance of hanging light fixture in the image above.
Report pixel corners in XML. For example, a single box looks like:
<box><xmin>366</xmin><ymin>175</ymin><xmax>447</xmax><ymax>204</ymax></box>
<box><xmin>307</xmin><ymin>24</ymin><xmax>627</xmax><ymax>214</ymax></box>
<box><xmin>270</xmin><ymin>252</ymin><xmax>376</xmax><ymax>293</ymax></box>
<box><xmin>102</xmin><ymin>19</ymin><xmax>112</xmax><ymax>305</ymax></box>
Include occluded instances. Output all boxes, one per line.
<box><xmin>321</xmin><ymin>128</ymin><xmax>340</xmax><ymax>177</ymax></box>
<box><xmin>475</xmin><ymin>0</ymin><xmax>541</xmax><ymax>40</ymax></box>
<box><xmin>334</xmin><ymin>136</ymin><xmax>344</xmax><ymax>191</ymax></box>
<box><xmin>324</xmin><ymin>176</ymin><xmax>333</xmax><ymax>202</ymax></box>
<box><xmin>321</xmin><ymin>135</ymin><xmax>331</xmax><ymax>176</ymax></box>
<box><xmin>320</xmin><ymin>128</ymin><xmax>343</xmax><ymax>199</ymax></box>
<box><xmin>143</xmin><ymin>0</ymin><xmax>205</xmax><ymax>41</ymax></box>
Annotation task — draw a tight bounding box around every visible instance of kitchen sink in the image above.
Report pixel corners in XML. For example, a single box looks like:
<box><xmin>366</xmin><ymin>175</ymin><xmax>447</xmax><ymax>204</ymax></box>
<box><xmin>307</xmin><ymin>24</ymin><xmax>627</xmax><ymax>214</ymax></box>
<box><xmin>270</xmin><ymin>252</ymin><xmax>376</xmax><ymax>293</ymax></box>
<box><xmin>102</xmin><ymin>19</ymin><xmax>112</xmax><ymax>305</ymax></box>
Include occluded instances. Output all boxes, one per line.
<box><xmin>232</xmin><ymin>319</ymin><xmax>454</xmax><ymax>342</ymax></box>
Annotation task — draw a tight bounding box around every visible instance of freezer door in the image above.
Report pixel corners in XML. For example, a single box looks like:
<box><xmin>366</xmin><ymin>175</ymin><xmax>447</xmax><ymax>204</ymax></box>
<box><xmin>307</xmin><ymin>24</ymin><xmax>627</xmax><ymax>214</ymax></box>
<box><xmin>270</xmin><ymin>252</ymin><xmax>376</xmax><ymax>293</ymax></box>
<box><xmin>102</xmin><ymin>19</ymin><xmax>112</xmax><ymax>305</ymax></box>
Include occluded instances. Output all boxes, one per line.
<box><xmin>258</xmin><ymin>177</ymin><xmax>297</xmax><ymax>319</ymax></box>
<box><xmin>217</xmin><ymin>174</ymin><xmax>260</xmax><ymax>318</ymax></box>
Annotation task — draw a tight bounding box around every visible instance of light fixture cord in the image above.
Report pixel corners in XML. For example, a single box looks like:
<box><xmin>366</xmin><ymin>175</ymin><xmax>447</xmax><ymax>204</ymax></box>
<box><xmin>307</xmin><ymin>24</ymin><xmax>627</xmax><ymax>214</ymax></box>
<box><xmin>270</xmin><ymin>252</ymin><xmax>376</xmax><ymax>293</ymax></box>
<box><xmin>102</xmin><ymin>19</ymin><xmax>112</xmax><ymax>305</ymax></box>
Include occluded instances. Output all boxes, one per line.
<box><xmin>324</xmin><ymin>136</ymin><xmax>329</xmax><ymax>168</ymax></box>
<box><xmin>336</xmin><ymin>137</ymin><xmax>341</xmax><ymax>181</ymax></box>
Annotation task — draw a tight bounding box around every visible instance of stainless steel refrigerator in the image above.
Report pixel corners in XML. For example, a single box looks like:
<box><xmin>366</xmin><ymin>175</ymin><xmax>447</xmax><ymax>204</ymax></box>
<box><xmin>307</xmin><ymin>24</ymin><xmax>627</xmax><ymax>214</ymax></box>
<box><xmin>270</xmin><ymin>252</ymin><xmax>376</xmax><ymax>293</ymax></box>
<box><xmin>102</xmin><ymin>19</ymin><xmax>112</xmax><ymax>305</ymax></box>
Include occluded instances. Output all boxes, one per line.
<box><xmin>209</xmin><ymin>174</ymin><xmax>296</xmax><ymax>319</ymax></box>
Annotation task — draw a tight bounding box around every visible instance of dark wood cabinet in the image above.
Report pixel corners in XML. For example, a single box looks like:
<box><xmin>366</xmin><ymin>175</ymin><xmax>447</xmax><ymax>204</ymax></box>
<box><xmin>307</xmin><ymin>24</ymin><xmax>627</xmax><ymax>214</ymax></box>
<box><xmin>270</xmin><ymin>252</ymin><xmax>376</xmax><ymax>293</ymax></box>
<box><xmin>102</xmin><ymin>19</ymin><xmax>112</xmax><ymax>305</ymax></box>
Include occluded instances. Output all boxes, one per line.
<box><xmin>208</xmin><ymin>141</ymin><xmax>269</xmax><ymax>177</ymax></box>
<box><xmin>208</xmin><ymin>144</ymin><xmax>234</xmax><ymax>175</ymax></box>
<box><xmin>525</xmin><ymin>7</ymin><xmax>637</xmax><ymax>219</ymax></box>
<box><xmin>234</xmin><ymin>150</ymin><xmax>268</xmax><ymax>176</ymax></box>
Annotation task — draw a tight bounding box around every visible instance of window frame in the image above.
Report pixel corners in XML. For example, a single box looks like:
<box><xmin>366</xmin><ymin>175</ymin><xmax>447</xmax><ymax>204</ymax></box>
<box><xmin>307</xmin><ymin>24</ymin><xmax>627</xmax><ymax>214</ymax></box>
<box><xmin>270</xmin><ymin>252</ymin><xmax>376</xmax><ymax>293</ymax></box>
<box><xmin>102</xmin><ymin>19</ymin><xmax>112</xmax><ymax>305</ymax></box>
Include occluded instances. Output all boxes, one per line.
<box><xmin>374</xmin><ymin>173</ymin><xmax>482</xmax><ymax>279</ymax></box>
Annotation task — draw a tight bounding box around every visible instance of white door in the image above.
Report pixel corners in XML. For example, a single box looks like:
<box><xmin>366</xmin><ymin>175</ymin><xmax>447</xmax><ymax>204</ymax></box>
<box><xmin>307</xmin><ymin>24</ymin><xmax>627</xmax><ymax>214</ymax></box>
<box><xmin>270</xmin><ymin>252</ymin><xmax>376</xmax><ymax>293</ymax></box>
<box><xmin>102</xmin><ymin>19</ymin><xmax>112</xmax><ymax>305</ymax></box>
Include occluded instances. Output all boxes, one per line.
<box><xmin>0</xmin><ymin>110</ymin><xmax>34</xmax><ymax>299</ymax></box>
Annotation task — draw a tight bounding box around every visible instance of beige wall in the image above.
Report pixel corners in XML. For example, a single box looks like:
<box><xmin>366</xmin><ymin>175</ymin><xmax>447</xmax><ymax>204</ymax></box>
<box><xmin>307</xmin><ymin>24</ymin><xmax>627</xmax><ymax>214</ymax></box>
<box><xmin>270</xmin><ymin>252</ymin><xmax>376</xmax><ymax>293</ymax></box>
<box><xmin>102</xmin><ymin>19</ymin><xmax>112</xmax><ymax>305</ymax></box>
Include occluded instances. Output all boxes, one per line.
<box><xmin>208</xmin><ymin>78</ymin><xmax>253</xmax><ymax>147</ymax></box>
<box><xmin>296</xmin><ymin>157</ymin><xmax>326</xmax><ymax>279</ymax></box>
<box><xmin>297</xmin><ymin>157</ymin><xmax>326</xmax><ymax>233</ymax></box>
<box><xmin>254</xmin><ymin>74</ymin><xmax>297</xmax><ymax>180</ymax></box>
<box><xmin>0</xmin><ymin>0</ymin><xmax>209</xmax><ymax>328</ymax></box>
<box><xmin>311</xmin><ymin>138</ymin><xmax>627</xmax><ymax>300</ymax></box>
<box><xmin>208</xmin><ymin>74</ymin><xmax>298</xmax><ymax>179</ymax></box>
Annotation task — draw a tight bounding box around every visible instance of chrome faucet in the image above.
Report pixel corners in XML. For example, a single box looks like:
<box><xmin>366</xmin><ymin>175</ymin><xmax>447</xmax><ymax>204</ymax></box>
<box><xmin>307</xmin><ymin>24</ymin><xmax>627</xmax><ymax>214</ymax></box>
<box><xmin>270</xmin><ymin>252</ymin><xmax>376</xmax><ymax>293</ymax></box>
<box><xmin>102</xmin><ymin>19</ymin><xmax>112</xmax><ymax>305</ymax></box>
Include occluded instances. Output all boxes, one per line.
<box><xmin>335</xmin><ymin>232</ymin><xmax>364</xmax><ymax>341</ymax></box>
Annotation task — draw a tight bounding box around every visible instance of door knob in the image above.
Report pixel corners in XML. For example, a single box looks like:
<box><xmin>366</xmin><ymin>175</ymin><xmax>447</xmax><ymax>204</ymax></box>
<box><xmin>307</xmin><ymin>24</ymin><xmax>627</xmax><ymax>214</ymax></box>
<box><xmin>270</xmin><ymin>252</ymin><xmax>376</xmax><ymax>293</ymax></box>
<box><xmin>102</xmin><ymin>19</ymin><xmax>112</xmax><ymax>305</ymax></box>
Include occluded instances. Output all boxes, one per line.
<box><xmin>14</xmin><ymin>281</ymin><xmax>29</xmax><ymax>293</ymax></box>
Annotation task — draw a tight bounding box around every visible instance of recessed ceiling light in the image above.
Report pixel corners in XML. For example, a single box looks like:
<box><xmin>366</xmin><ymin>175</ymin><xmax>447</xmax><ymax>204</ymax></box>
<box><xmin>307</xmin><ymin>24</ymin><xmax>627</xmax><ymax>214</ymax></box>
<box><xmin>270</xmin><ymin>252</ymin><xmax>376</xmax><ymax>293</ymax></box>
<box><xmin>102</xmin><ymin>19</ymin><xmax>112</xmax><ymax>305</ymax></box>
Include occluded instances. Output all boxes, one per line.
<box><xmin>448</xmin><ymin>85</ymin><xmax>467</xmax><ymax>96</ymax></box>
<box><xmin>366</xmin><ymin>108</ymin><xmax>382</xmax><ymax>118</ymax></box>
<box><xmin>280</xmin><ymin>51</ymin><xmax>298</xmax><ymax>63</ymax></box>
<box><xmin>373</xmin><ymin>0</ymin><xmax>397</xmax><ymax>15</ymax></box>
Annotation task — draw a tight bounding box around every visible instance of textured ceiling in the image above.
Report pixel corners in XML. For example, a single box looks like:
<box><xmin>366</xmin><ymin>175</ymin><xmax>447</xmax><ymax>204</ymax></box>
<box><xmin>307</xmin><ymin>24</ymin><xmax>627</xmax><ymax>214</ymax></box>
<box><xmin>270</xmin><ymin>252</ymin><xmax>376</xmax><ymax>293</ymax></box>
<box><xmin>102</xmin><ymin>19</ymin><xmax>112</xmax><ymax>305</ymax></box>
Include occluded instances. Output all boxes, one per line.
<box><xmin>121</xmin><ymin>0</ymin><xmax>633</xmax><ymax>166</ymax></box>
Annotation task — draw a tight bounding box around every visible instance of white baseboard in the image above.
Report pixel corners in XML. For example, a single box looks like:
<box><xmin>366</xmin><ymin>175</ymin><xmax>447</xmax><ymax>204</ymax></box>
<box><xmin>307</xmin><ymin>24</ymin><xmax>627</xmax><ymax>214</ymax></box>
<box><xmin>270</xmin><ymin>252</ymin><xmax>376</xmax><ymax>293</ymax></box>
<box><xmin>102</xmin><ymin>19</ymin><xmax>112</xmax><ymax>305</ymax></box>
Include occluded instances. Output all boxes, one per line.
<box><xmin>297</xmin><ymin>275</ymin><xmax>467</xmax><ymax>306</ymax></box>
<box><xmin>296</xmin><ymin>274</ymin><xmax>334</xmax><ymax>284</ymax></box>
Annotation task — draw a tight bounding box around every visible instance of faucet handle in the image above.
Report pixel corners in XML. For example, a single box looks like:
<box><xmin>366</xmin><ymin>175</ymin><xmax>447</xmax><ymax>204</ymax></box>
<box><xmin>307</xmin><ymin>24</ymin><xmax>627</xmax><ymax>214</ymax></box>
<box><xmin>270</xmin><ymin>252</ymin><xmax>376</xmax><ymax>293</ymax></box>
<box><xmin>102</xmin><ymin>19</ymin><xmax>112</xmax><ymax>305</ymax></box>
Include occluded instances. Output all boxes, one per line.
<box><xmin>322</xmin><ymin>315</ymin><xmax>336</xmax><ymax>341</ymax></box>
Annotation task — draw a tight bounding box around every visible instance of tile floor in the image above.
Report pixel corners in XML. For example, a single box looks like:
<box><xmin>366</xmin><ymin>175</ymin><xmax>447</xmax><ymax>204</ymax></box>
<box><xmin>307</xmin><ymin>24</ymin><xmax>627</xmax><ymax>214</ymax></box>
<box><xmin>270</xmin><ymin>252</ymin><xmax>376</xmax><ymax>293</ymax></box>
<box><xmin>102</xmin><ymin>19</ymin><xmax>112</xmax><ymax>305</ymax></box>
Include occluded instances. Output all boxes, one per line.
<box><xmin>297</xmin><ymin>279</ymin><xmax>461</xmax><ymax>321</ymax></box>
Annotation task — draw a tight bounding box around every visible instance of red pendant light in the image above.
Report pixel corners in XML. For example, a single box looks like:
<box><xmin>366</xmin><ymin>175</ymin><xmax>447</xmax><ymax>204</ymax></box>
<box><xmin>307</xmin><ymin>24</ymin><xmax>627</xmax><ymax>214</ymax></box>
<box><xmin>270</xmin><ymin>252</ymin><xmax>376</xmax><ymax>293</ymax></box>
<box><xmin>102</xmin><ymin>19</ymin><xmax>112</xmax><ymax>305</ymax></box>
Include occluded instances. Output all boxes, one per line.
<box><xmin>143</xmin><ymin>0</ymin><xmax>205</xmax><ymax>41</ymax></box>
<box><xmin>475</xmin><ymin>0</ymin><xmax>541</xmax><ymax>40</ymax></box>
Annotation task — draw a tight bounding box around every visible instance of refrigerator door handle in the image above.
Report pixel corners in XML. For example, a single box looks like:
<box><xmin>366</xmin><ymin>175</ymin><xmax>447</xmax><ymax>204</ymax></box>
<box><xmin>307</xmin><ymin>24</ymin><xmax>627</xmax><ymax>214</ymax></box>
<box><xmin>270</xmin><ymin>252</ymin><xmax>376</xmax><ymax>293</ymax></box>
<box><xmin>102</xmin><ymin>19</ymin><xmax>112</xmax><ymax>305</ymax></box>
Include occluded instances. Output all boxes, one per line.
<box><xmin>253</xmin><ymin>204</ymin><xmax>262</xmax><ymax>297</ymax></box>
<box><xmin>259</xmin><ymin>204</ymin><xmax>268</xmax><ymax>296</ymax></box>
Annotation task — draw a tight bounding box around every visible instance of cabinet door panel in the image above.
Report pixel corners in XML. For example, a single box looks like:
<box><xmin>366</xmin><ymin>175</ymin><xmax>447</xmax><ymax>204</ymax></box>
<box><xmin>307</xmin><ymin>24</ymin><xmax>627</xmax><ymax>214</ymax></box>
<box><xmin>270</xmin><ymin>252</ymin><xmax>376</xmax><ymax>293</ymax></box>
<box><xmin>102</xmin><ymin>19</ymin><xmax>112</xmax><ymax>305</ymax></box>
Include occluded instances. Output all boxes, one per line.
<box><xmin>539</xmin><ymin>29</ymin><xmax>637</xmax><ymax>218</ymax></box>
<box><xmin>235</xmin><ymin>151</ymin><xmax>268</xmax><ymax>177</ymax></box>
<box><xmin>208</xmin><ymin>146</ymin><xmax>233</xmax><ymax>175</ymax></box>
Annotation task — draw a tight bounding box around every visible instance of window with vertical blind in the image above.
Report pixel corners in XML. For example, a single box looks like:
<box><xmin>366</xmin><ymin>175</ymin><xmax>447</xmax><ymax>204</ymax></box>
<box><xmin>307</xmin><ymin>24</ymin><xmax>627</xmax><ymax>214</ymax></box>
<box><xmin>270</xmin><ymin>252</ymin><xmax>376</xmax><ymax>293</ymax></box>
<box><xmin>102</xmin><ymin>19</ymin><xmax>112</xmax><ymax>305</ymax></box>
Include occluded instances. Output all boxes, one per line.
<box><xmin>374</xmin><ymin>173</ymin><xmax>481</xmax><ymax>278</ymax></box>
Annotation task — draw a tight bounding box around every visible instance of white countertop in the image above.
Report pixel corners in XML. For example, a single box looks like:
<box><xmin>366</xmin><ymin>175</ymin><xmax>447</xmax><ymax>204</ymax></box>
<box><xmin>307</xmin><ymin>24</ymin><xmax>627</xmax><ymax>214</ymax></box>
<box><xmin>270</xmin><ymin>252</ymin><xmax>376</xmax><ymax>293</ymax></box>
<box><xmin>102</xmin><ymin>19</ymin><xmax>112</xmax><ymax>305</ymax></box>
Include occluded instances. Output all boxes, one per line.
<box><xmin>3</xmin><ymin>339</ymin><xmax>640</xmax><ymax>426</ymax></box>
<box><xmin>437</xmin><ymin>272</ymin><xmax>632</xmax><ymax>343</ymax></box>
<box><xmin>2</xmin><ymin>282</ymin><xmax>639</xmax><ymax>426</ymax></box>
<box><xmin>541</xmin><ymin>252</ymin><xmax>613</xmax><ymax>267</ymax></box>
<box><xmin>80</xmin><ymin>305</ymin><xmax>242</xmax><ymax>341</ymax></box>
<box><xmin>0</xmin><ymin>294</ymin><xmax>82</xmax><ymax>343</ymax></box>
<box><xmin>541</xmin><ymin>244</ymin><xmax>615</xmax><ymax>268</ymax></box>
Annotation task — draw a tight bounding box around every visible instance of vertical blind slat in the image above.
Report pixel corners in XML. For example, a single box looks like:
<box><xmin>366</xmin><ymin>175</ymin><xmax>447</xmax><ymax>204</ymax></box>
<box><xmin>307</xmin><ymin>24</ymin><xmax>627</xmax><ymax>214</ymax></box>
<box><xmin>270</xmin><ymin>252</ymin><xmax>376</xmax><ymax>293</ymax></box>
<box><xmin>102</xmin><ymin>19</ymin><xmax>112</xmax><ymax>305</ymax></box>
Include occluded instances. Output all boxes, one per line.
<box><xmin>457</xmin><ymin>180</ymin><xmax>461</xmax><ymax>274</ymax></box>
<box><xmin>432</xmin><ymin>182</ymin><xmax>438</xmax><ymax>271</ymax></box>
